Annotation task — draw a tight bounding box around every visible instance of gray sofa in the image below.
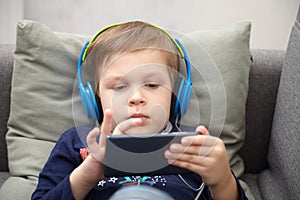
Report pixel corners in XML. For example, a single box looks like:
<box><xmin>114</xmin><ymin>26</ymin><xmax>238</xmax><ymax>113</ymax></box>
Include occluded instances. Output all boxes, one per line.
<box><xmin>0</xmin><ymin>44</ymin><xmax>285</xmax><ymax>199</ymax></box>
<box><xmin>1</xmin><ymin>8</ymin><xmax>300</xmax><ymax>199</ymax></box>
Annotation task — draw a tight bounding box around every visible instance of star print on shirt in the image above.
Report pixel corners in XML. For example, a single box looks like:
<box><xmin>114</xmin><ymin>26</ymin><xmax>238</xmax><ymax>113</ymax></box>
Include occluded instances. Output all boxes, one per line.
<box><xmin>108</xmin><ymin>177</ymin><xmax>118</xmax><ymax>183</ymax></box>
<box><xmin>96</xmin><ymin>176</ymin><xmax>169</xmax><ymax>188</ymax></box>
<box><xmin>153</xmin><ymin>176</ymin><xmax>167</xmax><ymax>186</ymax></box>
<box><xmin>97</xmin><ymin>180</ymin><xmax>106</xmax><ymax>187</ymax></box>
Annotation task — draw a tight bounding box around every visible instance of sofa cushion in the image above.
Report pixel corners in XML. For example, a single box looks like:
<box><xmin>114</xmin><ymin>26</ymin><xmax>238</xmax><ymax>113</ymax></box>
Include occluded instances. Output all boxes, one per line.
<box><xmin>0</xmin><ymin>20</ymin><xmax>252</xmax><ymax>199</ymax></box>
<box><xmin>0</xmin><ymin>172</ymin><xmax>10</xmax><ymax>189</ymax></box>
<box><xmin>241</xmin><ymin>173</ymin><xmax>263</xmax><ymax>200</ymax></box>
<box><xmin>258</xmin><ymin>6</ymin><xmax>300</xmax><ymax>200</ymax></box>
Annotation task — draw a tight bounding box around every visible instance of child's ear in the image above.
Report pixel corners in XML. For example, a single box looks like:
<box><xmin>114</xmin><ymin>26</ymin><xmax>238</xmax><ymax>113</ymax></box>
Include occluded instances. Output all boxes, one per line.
<box><xmin>95</xmin><ymin>94</ymin><xmax>103</xmax><ymax>124</ymax></box>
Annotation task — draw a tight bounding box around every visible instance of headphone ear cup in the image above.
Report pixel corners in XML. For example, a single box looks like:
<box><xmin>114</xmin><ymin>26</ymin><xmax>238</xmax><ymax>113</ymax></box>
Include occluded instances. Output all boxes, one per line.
<box><xmin>180</xmin><ymin>81</ymin><xmax>192</xmax><ymax>116</ymax></box>
<box><xmin>174</xmin><ymin>78</ymin><xmax>192</xmax><ymax>117</ymax></box>
<box><xmin>174</xmin><ymin>78</ymin><xmax>185</xmax><ymax>117</ymax></box>
<box><xmin>79</xmin><ymin>82</ymin><xmax>100</xmax><ymax>121</ymax></box>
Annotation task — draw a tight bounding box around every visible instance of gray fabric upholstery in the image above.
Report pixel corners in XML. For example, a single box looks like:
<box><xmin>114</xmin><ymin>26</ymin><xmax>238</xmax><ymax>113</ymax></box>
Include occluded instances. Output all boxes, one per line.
<box><xmin>241</xmin><ymin>174</ymin><xmax>262</xmax><ymax>200</ymax></box>
<box><xmin>0</xmin><ymin>44</ymin><xmax>14</xmax><ymax>172</ymax></box>
<box><xmin>0</xmin><ymin>47</ymin><xmax>287</xmax><ymax>200</ymax></box>
<box><xmin>239</xmin><ymin>49</ymin><xmax>285</xmax><ymax>200</ymax></box>
<box><xmin>240</xmin><ymin>49</ymin><xmax>285</xmax><ymax>173</ymax></box>
<box><xmin>258</xmin><ymin>8</ymin><xmax>300</xmax><ymax>200</ymax></box>
<box><xmin>0</xmin><ymin>172</ymin><xmax>10</xmax><ymax>187</ymax></box>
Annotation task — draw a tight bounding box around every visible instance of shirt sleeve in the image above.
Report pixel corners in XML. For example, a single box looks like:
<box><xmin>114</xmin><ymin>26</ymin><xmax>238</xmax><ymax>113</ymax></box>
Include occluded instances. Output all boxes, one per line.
<box><xmin>31</xmin><ymin>127</ymin><xmax>89</xmax><ymax>200</ymax></box>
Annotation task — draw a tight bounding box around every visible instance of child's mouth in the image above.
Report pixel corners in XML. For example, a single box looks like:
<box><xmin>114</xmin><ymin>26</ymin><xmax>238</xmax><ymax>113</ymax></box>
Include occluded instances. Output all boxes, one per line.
<box><xmin>129</xmin><ymin>113</ymin><xmax>150</xmax><ymax>125</ymax></box>
<box><xmin>130</xmin><ymin>113</ymin><xmax>149</xmax><ymax>119</ymax></box>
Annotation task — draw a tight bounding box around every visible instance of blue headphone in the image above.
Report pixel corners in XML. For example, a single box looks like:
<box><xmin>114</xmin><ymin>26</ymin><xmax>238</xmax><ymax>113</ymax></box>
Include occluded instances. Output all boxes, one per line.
<box><xmin>77</xmin><ymin>22</ymin><xmax>192</xmax><ymax>122</ymax></box>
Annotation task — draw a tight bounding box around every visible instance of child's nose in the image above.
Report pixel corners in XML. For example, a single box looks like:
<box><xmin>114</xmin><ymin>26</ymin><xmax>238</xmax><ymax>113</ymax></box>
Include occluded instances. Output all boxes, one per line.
<box><xmin>128</xmin><ymin>89</ymin><xmax>146</xmax><ymax>106</ymax></box>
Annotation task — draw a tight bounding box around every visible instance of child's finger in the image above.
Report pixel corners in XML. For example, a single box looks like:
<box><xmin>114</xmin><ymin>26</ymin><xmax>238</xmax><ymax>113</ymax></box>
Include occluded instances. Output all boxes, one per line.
<box><xmin>168</xmin><ymin>143</ymin><xmax>213</xmax><ymax>158</ymax></box>
<box><xmin>113</xmin><ymin>118</ymin><xmax>142</xmax><ymax>135</ymax></box>
<box><xmin>101</xmin><ymin>109</ymin><xmax>113</xmax><ymax>135</ymax></box>
<box><xmin>181</xmin><ymin>135</ymin><xmax>217</xmax><ymax>147</ymax></box>
<box><xmin>86</xmin><ymin>127</ymin><xmax>102</xmax><ymax>161</ymax></box>
<box><xmin>179</xmin><ymin>126</ymin><xmax>210</xmax><ymax>147</ymax></box>
<box><xmin>196</xmin><ymin>125</ymin><xmax>210</xmax><ymax>135</ymax></box>
<box><xmin>99</xmin><ymin>109</ymin><xmax>113</xmax><ymax>148</ymax></box>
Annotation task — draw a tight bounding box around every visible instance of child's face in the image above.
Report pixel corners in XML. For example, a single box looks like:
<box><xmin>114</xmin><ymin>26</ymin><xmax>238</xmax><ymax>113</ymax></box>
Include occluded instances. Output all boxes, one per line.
<box><xmin>98</xmin><ymin>50</ymin><xmax>173</xmax><ymax>134</ymax></box>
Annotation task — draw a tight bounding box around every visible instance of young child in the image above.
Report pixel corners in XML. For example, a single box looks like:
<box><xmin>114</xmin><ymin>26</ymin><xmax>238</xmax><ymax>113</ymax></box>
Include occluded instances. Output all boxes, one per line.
<box><xmin>31</xmin><ymin>21</ymin><xmax>248</xmax><ymax>200</ymax></box>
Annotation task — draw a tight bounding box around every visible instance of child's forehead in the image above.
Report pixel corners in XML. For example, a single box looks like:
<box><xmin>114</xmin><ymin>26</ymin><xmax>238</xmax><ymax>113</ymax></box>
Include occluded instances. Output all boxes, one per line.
<box><xmin>102</xmin><ymin>63</ymin><xmax>173</xmax><ymax>80</ymax></box>
<box><xmin>102</xmin><ymin>50</ymin><xmax>171</xmax><ymax>72</ymax></box>
<box><xmin>115</xmin><ymin>49</ymin><xmax>170</xmax><ymax>62</ymax></box>
<box><xmin>99</xmin><ymin>51</ymin><xmax>175</xmax><ymax>83</ymax></box>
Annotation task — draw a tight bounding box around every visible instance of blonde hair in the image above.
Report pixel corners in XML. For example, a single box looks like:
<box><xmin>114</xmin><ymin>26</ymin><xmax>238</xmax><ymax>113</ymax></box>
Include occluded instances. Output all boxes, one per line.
<box><xmin>85</xmin><ymin>21</ymin><xmax>180</xmax><ymax>86</ymax></box>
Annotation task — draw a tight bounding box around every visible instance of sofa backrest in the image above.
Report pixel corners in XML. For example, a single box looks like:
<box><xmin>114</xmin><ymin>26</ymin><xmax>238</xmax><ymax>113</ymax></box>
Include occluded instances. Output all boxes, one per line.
<box><xmin>0</xmin><ymin>45</ymin><xmax>286</xmax><ymax>174</ymax></box>
<box><xmin>240</xmin><ymin>49</ymin><xmax>285</xmax><ymax>173</ymax></box>
<box><xmin>0</xmin><ymin>44</ymin><xmax>14</xmax><ymax>172</ymax></box>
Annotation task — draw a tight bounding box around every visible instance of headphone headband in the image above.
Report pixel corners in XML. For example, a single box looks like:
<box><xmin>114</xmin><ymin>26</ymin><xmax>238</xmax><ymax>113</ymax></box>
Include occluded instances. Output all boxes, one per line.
<box><xmin>81</xmin><ymin>22</ymin><xmax>185</xmax><ymax>63</ymax></box>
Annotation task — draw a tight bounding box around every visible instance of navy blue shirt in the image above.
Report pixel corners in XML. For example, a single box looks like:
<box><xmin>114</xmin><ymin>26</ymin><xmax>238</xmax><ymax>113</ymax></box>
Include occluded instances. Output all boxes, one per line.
<box><xmin>31</xmin><ymin>126</ymin><xmax>248</xmax><ymax>200</ymax></box>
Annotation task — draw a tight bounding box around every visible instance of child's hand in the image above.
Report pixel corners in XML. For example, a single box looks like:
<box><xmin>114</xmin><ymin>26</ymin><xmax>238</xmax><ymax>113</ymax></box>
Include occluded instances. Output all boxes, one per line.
<box><xmin>164</xmin><ymin>126</ymin><xmax>233</xmax><ymax>188</ymax></box>
<box><xmin>86</xmin><ymin>109</ymin><xmax>113</xmax><ymax>162</ymax></box>
<box><xmin>70</xmin><ymin>109</ymin><xmax>142</xmax><ymax>199</ymax></box>
<box><xmin>86</xmin><ymin>109</ymin><xmax>142</xmax><ymax>174</ymax></box>
<box><xmin>72</xmin><ymin>109</ymin><xmax>114</xmax><ymax>187</ymax></box>
<box><xmin>69</xmin><ymin>109</ymin><xmax>114</xmax><ymax>199</ymax></box>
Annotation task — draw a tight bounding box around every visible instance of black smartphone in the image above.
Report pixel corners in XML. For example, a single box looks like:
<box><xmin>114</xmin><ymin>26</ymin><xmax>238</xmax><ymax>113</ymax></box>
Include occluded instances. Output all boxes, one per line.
<box><xmin>103</xmin><ymin>132</ymin><xmax>198</xmax><ymax>177</ymax></box>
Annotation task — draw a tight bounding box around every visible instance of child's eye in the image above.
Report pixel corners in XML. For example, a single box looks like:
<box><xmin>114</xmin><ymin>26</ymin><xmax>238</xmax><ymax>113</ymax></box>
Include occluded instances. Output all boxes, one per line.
<box><xmin>114</xmin><ymin>84</ymin><xmax>127</xmax><ymax>90</ymax></box>
<box><xmin>145</xmin><ymin>83</ymin><xmax>159</xmax><ymax>89</ymax></box>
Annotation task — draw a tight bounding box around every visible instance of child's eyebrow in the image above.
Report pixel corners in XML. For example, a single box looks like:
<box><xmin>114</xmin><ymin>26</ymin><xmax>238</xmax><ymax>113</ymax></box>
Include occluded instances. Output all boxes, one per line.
<box><xmin>103</xmin><ymin>75</ymin><xmax>122</xmax><ymax>82</ymax></box>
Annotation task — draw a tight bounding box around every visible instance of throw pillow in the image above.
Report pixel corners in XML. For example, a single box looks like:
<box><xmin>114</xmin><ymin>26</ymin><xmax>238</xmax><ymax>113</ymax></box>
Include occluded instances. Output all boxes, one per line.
<box><xmin>183</xmin><ymin>22</ymin><xmax>251</xmax><ymax>177</ymax></box>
